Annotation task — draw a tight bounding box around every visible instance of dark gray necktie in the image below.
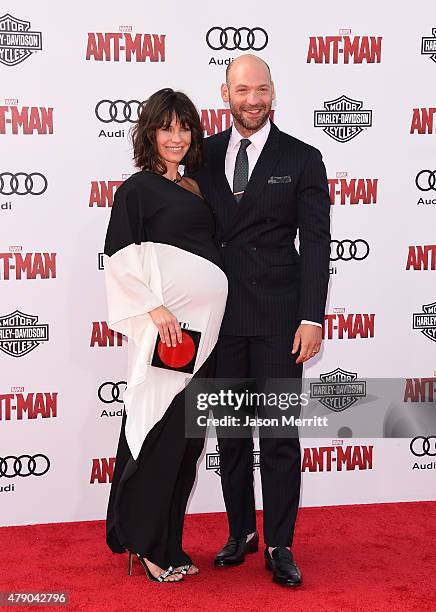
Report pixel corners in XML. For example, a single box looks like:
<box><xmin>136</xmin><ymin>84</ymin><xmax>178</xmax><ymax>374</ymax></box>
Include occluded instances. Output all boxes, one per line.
<box><xmin>233</xmin><ymin>138</ymin><xmax>251</xmax><ymax>202</ymax></box>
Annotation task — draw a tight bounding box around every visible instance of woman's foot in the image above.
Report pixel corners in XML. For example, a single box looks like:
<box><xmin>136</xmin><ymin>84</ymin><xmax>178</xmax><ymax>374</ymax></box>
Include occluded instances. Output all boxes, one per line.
<box><xmin>143</xmin><ymin>556</ymin><xmax>183</xmax><ymax>582</ymax></box>
<box><xmin>174</xmin><ymin>563</ymin><xmax>199</xmax><ymax>575</ymax></box>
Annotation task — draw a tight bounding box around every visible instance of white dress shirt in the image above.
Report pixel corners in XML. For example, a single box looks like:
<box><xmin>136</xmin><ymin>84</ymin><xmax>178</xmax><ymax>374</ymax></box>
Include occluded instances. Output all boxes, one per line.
<box><xmin>225</xmin><ymin>120</ymin><xmax>322</xmax><ymax>329</ymax></box>
<box><xmin>225</xmin><ymin>119</ymin><xmax>271</xmax><ymax>187</ymax></box>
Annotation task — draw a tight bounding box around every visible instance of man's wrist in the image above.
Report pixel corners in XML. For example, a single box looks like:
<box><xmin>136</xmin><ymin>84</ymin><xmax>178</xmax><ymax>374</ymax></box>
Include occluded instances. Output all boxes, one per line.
<box><xmin>301</xmin><ymin>319</ymin><xmax>322</xmax><ymax>328</ymax></box>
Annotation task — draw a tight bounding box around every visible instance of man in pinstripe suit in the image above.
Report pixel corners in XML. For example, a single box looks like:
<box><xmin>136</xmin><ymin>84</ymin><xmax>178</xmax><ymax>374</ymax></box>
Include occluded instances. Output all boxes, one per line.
<box><xmin>192</xmin><ymin>54</ymin><xmax>330</xmax><ymax>586</ymax></box>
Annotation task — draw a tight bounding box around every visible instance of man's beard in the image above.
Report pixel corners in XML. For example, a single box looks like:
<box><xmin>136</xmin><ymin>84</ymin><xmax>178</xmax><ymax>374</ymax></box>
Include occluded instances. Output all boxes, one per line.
<box><xmin>229</xmin><ymin>101</ymin><xmax>271</xmax><ymax>132</ymax></box>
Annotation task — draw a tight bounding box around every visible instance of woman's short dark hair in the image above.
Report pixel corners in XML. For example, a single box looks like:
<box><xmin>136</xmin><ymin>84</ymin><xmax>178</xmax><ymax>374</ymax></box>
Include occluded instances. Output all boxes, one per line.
<box><xmin>131</xmin><ymin>88</ymin><xmax>203</xmax><ymax>174</ymax></box>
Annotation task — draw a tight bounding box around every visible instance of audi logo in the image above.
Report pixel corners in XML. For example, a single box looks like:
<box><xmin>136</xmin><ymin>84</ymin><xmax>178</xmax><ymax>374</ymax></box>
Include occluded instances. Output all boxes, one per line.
<box><xmin>95</xmin><ymin>100</ymin><xmax>144</xmax><ymax>124</ymax></box>
<box><xmin>0</xmin><ymin>172</ymin><xmax>48</xmax><ymax>196</ymax></box>
<box><xmin>410</xmin><ymin>436</ymin><xmax>436</xmax><ymax>457</ymax></box>
<box><xmin>206</xmin><ymin>27</ymin><xmax>268</xmax><ymax>51</ymax></box>
<box><xmin>98</xmin><ymin>381</ymin><xmax>127</xmax><ymax>404</ymax></box>
<box><xmin>330</xmin><ymin>239</ymin><xmax>370</xmax><ymax>261</ymax></box>
<box><xmin>0</xmin><ymin>454</ymin><xmax>50</xmax><ymax>478</ymax></box>
<box><xmin>415</xmin><ymin>170</ymin><xmax>436</xmax><ymax>192</ymax></box>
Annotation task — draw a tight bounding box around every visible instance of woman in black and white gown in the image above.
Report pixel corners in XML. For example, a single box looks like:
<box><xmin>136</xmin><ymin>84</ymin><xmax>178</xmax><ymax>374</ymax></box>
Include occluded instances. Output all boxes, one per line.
<box><xmin>104</xmin><ymin>89</ymin><xmax>227</xmax><ymax>582</ymax></box>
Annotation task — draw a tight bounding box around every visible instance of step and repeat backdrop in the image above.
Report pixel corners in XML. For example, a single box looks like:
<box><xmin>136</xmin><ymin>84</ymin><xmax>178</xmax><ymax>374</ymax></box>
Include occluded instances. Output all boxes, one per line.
<box><xmin>1</xmin><ymin>1</ymin><xmax>435</xmax><ymax>526</ymax></box>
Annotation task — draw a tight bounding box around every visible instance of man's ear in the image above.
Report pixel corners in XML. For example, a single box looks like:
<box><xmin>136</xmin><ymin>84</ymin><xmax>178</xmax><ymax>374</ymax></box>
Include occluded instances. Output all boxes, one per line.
<box><xmin>221</xmin><ymin>82</ymin><xmax>230</xmax><ymax>103</ymax></box>
<box><xmin>271</xmin><ymin>81</ymin><xmax>276</xmax><ymax>102</ymax></box>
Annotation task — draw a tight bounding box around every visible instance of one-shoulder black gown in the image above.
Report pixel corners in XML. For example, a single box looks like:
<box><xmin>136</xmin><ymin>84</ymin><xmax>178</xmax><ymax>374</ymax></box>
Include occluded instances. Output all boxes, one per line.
<box><xmin>103</xmin><ymin>171</ymin><xmax>227</xmax><ymax>568</ymax></box>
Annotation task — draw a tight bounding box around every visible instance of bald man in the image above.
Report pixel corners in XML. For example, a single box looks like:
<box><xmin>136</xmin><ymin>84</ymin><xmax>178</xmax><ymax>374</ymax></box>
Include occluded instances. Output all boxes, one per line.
<box><xmin>191</xmin><ymin>55</ymin><xmax>330</xmax><ymax>586</ymax></box>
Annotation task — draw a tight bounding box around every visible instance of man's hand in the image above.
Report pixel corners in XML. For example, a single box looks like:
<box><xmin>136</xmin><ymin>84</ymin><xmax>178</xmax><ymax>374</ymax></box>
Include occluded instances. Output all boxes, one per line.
<box><xmin>149</xmin><ymin>305</ymin><xmax>182</xmax><ymax>347</ymax></box>
<box><xmin>292</xmin><ymin>323</ymin><xmax>322</xmax><ymax>364</ymax></box>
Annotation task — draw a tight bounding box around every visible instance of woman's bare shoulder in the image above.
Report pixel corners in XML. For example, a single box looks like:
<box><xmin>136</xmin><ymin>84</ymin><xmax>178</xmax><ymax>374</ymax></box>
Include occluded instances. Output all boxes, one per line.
<box><xmin>181</xmin><ymin>176</ymin><xmax>203</xmax><ymax>198</ymax></box>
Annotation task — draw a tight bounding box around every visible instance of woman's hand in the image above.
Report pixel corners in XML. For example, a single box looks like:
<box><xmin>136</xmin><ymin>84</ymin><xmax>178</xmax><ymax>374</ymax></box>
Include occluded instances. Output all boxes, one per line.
<box><xmin>149</xmin><ymin>305</ymin><xmax>182</xmax><ymax>347</ymax></box>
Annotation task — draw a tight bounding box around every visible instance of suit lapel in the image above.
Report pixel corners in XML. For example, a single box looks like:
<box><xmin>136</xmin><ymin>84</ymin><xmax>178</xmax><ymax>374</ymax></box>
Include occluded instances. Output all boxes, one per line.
<box><xmin>208</xmin><ymin>128</ymin><xmax>235</xmax><ymax>231</ymax></box>
<box><xmin>228</xmin><ymin>122</ymin><xmax>281</xmax><ymax>231</ymax></box>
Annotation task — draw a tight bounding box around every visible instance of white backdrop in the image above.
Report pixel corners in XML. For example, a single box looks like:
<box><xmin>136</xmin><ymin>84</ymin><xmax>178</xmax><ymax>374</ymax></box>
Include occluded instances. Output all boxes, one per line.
<box><xmin>1</xmin><ymin>0</ymin><xmax>435</xmax><ymax>526</ymax></box>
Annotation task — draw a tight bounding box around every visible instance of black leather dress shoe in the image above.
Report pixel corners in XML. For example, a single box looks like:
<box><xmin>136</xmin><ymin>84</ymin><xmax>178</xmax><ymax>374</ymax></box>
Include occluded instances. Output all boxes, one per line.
<box><xmin>264</xmin><ymin>547</ymin><xmax>302</xmax><ymax>586</ymax></box>
<box><xmin>214</xmin><ymin>531</ymin><xmax>259</xmax><ymax>567</ymax></box>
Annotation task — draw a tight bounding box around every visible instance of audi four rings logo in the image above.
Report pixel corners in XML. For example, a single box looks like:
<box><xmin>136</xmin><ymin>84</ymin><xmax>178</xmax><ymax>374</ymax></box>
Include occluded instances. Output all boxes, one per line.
<box><xmin>98</xmin><ymin>381</ymin><xmax>127</xmax><ymax>403</ymax></box>
<box><xmin>206</xmin><ymin>27</ymin><xmax>268</xmax><ymax>51</ymax></box>
<box><xmin>0</xmin><ymin>454</ymin><xmax>50</xmax><ymax>478</ymax></box>
<box><xmin>330</xmin><ymin>240</ymin><xmax>370</xmax><ymax>261</ymax></box>
<box><xmin>0</xmin><ymin>172</ymin><xmax>48</xmax><ymax>196</ymax></box>
<box><xmin>415</xmin><ymin>170</ymin><xmax>436</xmax><ymax>191</ymax></box>
<box><xmin>410</xmin><ymin>436</ymin><xmax>436</xmax><ymax>457</ymax></box>
<box><xmin>95</xmin><ymin>100</ymin><xmax>144</xmax><ymax>123</ymax></box>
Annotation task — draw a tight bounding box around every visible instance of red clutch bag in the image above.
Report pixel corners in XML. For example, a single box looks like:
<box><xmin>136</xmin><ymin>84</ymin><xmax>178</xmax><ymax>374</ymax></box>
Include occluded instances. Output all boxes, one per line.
<box><xmin>151</xmin><ymin>327</ymin><xmax>201</xmax><ymax>374</ymax></box>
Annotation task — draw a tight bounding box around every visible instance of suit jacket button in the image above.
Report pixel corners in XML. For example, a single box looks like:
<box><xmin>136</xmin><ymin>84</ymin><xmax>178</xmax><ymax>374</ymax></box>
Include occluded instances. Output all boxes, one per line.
<box><xmin>251</xmin><ymin>280</ymin><xmax>257</xmax><ymax>285</ymax></box>
<box><xmin>251</xmin><ymin>246</ymin><xmax>257</xmax><ymax>251</ymax></box>
<box><xmin>221</xmin><ymin>241</ymin><xmax>227</xmax><ymax>247</ymax></box>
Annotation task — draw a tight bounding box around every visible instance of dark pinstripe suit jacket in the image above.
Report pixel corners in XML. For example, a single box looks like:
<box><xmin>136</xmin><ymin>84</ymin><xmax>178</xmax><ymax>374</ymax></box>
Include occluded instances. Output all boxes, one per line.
<box><xmin>193</xmin><ymin>122</ymin><xmax>331</xmax><ymax>336</ymax></box>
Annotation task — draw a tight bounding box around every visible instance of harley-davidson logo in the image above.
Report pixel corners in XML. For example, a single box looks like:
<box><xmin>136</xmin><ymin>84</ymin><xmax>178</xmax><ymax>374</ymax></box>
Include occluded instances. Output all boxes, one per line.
<box><xmin>310</xmin><ymin>367</ymin><xmax>367</xmax><ymax>412</ymax></box>
<box><xmin>206</xmin><ymin>446</ymin><xmax>260</xmax><ymax>476</ymax></box>
<box><xmin>421</xmin><ymin>27</ymin><xmax>436</xmax><ymax>63</ymax></box>
<box><xmin>314</xmin><ymin>95</ymin><xmax>372</xmax><ymax>142</ymax></box>
<box><xmin>413</xmin><ymin>301</ymin><xmax>436</xmax><ymax>342</ymax></box>
<box><xmin>0</xmin><ymin>14</ymin><xmax>42</xmax><ymax>67</ymax></box>
<box><xmin>0</xmin><ymin>310</ymin><xmax>49</xmax><ymax>357</ymax></box>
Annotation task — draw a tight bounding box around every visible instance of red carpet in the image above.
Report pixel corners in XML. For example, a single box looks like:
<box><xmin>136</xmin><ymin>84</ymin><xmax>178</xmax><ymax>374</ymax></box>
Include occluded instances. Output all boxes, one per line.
<box><xmin>1</xmin><ymin>502</ymin><xmax>436</xmax><ymax>611</ymax></box>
